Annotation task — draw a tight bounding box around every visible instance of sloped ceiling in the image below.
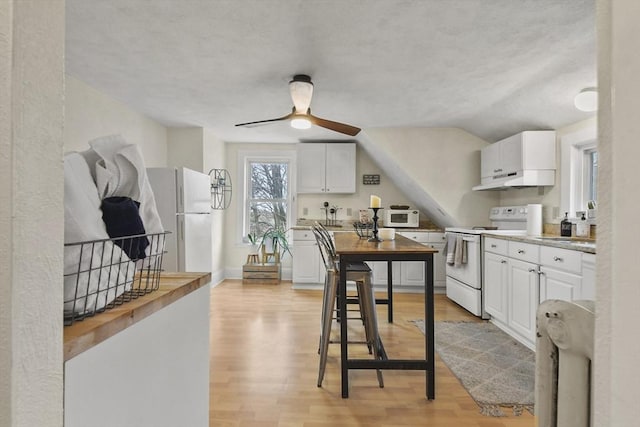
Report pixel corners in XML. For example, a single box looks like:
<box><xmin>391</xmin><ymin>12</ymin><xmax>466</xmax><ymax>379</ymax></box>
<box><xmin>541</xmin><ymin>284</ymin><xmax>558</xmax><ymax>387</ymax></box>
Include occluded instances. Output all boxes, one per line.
<box><xmin>65</xmin><ymin>0</ymin><xmax>596</xmax><ymax>144</ymax></box>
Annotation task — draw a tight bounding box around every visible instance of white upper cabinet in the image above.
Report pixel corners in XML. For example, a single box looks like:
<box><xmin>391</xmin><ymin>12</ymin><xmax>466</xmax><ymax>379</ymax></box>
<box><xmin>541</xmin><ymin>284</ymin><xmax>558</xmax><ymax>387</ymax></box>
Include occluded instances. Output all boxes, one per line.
<box><xmin>480</xmin><ymin>141</ymin><xmax>501</xmax><ymax>179</ymax></box>
<box><xmin>297</xmin><ymin>143</ymin><xmax>356</xmax><ymax>193</ymax></box>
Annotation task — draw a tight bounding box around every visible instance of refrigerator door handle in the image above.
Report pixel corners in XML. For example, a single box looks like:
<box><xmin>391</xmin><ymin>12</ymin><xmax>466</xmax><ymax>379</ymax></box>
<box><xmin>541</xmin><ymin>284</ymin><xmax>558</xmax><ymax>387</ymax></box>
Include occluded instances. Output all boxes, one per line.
<box><xmin>179</xmin><ymin>185</ymin><xmax>184</xmax><ymax>213</ymax></box>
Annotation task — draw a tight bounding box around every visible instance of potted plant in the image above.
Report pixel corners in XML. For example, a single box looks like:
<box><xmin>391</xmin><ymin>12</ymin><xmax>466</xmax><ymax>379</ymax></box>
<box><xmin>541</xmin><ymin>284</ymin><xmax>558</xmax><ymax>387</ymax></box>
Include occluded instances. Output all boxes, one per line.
<box><xmin>259</xmin><ymin>226</ymin><xmax>291</xmax><ymax>264</ymax></box>
<box><xmin>246</xmin><ymin>233</ymin><xmax>261</xmax><ymax>264</ymax></box>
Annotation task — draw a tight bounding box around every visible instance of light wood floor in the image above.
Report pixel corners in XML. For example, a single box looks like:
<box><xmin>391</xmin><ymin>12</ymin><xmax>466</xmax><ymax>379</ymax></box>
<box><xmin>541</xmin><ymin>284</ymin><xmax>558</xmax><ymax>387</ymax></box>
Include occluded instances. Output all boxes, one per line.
<box><xmin>209</xmin><ymin>280</ymin><xmax>535</xmax><ymax>426</ymax></box>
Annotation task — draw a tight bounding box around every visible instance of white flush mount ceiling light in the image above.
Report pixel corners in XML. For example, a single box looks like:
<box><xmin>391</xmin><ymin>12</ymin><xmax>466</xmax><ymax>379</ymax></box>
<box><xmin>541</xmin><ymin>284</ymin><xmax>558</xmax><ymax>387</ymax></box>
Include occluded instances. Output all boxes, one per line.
<box><xmin>574</xmin><ymin>87</ymin><xmax>598</xmax><ymax>112</ymax></box>
<box><xmin>291</xmin><ymin>117</ymin><xmax>312</xmax><ymax>129</ymax></box>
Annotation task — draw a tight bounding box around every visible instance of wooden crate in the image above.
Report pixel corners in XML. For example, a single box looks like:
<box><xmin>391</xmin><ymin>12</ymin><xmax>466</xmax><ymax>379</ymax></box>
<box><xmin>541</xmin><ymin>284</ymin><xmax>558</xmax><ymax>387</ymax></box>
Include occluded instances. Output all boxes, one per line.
<box><xmin>242</xmin><ymin>263</ymin><xmax>280</xmax><ymax>285</ymax></box>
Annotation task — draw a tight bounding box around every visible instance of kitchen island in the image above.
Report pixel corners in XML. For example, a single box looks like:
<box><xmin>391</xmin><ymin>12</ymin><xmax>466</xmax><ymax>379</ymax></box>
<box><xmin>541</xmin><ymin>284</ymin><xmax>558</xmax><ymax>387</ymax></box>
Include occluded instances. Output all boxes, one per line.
<box><xmin>334</xmin><ymin>233</ymin><xmax>438</xmax><ymax>399</ymax></box>
<box><xmin>64</xmin><ymin>272</ymin><xmax>211</xmax><ymax>427</ymax></box>
<box><xmin>292</xmin><ymin>223</ymin><xmax>446</xmax><ymax>295</ymax></box>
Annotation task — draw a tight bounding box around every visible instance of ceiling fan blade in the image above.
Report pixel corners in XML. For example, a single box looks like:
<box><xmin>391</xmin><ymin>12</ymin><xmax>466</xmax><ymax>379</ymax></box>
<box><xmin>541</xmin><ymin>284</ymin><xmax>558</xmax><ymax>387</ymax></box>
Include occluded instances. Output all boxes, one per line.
<box><xmin>308</xmin><ymin>113</ymin><xmax>361</xmax><ymax>136</ymax></box>
<box><xmin>235</xmin><ymin>112</ymin><xmax>293</xmax><ymax>128</ymax></box>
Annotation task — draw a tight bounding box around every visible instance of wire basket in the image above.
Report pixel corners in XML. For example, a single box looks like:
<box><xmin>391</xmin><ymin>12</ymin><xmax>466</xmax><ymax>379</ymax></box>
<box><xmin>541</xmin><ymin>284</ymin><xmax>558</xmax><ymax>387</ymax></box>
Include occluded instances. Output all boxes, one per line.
<box><xmin>353</xmin><ymin>221</ymin><xmax>374</xmax><ymax>239</ymax></box>
<box><xmin>63</xmin><ymin>232</ymin><xmax>169</xmax><ymax>326</ymax></box>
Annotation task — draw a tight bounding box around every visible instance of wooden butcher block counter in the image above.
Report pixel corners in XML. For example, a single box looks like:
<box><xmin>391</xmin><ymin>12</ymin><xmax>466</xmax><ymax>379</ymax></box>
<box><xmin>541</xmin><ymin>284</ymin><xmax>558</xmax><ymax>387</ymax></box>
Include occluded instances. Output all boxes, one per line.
<box><xmin>64</xmin><ymin>272</ymin><xmax>212</xmax><ymax>427</ymax></box>
<box><xmin>64</xmin><ymin>272</ymin><xmax>211</xmax><ymax>361</ymax></box>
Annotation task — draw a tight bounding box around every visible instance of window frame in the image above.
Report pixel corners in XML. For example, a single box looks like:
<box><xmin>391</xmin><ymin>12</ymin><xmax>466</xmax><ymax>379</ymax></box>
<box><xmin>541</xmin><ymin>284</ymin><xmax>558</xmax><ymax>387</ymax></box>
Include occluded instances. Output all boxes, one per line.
<box><xmin>560</xmin><ymin>123</ymin><xmax>597</xmax><ymax>219</ymax></box>
<box><xmin>236</xmin><ymin>149</ymin><xmax>296</xmax><ymax>244</ymax></box>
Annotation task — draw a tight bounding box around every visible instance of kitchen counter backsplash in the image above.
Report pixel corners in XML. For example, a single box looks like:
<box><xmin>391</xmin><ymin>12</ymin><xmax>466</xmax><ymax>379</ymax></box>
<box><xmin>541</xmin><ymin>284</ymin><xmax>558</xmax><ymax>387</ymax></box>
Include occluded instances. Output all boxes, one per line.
<box><xmin>544</xmin><ymin>222</ymin><xmax>597</xmax><ymax>240</ymax></box>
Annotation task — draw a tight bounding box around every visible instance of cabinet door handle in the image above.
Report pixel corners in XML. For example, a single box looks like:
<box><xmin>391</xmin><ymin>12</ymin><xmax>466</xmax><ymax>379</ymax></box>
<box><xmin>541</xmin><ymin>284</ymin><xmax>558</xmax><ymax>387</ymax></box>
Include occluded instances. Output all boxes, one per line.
<box><xmin>553</xmin><ymin>256</ymin><xmax>563</xmax><ymax>262</ymax></box>
<box><xmin>501</xmin><ymin>260</ymin><xmax>507</xmax><ymax>264</ymax></box>
<box><xmin>518</xmin><ymin>249</ymin><xmax>525</xmax><ymax>254</ymax></box>
<box><xmin>528</xmin><ymin>268</ymin><xmax>537</xmax><ymax>273</ymax></box>
<box><xmin>491</xmin><ymin>244</ymin><xmax>497</xmax><ymax>248</ymax></box>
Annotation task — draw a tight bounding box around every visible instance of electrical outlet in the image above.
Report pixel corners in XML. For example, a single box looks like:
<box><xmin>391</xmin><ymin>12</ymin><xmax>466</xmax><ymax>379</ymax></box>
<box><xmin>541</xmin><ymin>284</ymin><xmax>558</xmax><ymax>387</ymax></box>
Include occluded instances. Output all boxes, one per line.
<box><xmin>347</xmin><ymin>208</ymin><xmax>352</xmax><ymax>217</ymax></box>
<box><xmin>303</xmin><ymin>207</ymin><xmax>308</xmax><ymax>216</ymax></box>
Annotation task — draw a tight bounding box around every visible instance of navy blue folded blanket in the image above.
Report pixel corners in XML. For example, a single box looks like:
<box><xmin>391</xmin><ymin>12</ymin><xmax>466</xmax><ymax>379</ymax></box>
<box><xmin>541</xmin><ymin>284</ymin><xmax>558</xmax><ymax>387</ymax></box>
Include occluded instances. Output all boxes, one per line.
<box><xmin>101</xmin><ymin>196</ymin><xmax>149</xmax><ymax>260</ymax></box>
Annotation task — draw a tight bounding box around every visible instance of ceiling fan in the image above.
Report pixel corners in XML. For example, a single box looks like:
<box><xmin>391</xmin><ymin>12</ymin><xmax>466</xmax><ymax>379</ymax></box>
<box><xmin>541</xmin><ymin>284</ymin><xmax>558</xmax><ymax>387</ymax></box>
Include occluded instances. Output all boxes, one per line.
<box><xmin>235</xmin><ymin>74</ymin><xmax>361</xmax><ymax>136</ymax></box>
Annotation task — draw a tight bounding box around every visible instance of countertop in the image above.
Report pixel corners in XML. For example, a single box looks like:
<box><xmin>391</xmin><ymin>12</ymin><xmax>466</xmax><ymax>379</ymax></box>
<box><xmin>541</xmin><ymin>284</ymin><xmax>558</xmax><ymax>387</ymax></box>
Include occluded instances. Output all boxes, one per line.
<box><xmin>63</xmin><ymin>272</ymin><xmax>211</xmax><ymax>361</ymax></box>
<box><xmin>484</xmin><ymin>233</ymin><xmax>596</xmax><ymax>254</ymax></box>
<box><xmin>293</xmin><ymin>219</ymin><xmax>442</xmax><ymax>233</ymax></box>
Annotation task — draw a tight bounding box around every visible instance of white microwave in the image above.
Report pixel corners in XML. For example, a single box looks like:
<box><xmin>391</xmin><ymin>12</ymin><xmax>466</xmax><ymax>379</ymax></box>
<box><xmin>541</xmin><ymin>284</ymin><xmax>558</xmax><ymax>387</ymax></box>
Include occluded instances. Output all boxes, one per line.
<box><xmin>383</xmin><ymin>209</ymin><xmax>419</xmax><ymax>228</ymax></box>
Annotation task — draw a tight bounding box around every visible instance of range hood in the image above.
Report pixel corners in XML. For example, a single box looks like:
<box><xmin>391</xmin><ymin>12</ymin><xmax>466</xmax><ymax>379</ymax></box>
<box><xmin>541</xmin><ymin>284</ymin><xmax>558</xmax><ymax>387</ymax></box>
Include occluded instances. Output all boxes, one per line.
<box><xmin>473</xmin><ymin>130</ymin><xmax>557</xmax><ymax>191</ymax></box>
<box><xmin>472</xmin><ymin>169</ymin><xmax>556</xmax><ymax>191</ymax></box>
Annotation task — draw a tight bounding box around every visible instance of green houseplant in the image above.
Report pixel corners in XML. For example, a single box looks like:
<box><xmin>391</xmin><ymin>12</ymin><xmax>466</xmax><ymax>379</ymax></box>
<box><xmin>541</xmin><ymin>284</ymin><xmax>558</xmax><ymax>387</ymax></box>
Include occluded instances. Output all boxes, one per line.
<box><xmin>246</xmin><ymin>233</ymin><xmax>261</xmax><ymax>255</ymax></box>
<box><xmin>259</xmin><ymin>226</ymin><xmax>291</xmax><ymax>264</ymax></box>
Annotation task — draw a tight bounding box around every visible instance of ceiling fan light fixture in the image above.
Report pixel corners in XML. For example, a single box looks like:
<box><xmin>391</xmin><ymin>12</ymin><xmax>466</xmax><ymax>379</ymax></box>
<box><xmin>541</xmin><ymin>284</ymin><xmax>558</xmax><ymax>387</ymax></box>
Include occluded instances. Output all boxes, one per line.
<box><xmin>289</xmin><ymin>75</ymin><xmax>314</xmax><ymax>113</ymax></box>
<box><xmin>291</xmin><ymin>117</ymin><xmax>312</xmax><ymax>130</ymax></box>
<box><xmin>574</xmin><ymin>87</ymin><xmax>598</xmax><ymax>112</ymax></box>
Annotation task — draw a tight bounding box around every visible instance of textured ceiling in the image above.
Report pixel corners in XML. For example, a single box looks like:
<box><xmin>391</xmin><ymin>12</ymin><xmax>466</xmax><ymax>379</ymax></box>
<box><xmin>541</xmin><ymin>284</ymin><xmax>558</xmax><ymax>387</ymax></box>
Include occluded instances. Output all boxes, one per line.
<box><xmin>65</xmin><ymin>0</ymin><xmax>596</xmax><ymax>143</ymax></box>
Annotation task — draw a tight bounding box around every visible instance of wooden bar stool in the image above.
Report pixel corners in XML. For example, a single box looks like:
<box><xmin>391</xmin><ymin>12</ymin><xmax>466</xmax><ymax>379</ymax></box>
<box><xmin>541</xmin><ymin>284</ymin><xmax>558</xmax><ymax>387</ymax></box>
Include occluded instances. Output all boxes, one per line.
<box><xmin>312</xmin><ymin>225</ymin><xmax>383</xmax><ymax>389</ymax></box>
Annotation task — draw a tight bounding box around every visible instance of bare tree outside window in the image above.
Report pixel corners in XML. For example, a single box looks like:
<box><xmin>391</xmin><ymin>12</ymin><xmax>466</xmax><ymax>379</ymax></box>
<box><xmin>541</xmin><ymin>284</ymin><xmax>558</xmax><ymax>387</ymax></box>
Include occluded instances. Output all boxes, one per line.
<box><xmin>247</xmin><ymin>161</ymin><xmax>288</xmax><ymax>238</ymax></box>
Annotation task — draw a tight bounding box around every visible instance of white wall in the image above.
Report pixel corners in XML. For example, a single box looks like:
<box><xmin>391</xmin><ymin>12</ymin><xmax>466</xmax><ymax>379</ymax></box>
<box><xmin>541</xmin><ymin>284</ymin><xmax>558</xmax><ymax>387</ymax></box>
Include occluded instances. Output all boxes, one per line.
<box><xmin>167</xmin><ymin>127</ymin><xmax>205</xmax><ymax>171</ymax></box>
<box><xmin>0</xmin><ymin>1</ymin><xmax>65</xmax><ymax>426</ymax></box>
<box><xmin>224</xmin><ymin>141</ymin><xmax>427</xmax><ymax>278</ymax></box>
<box><xmin>363</xmin><ymin>128</ymin><xmax>499</xmax><ymax>227</ymax></box>
<box><xmin>166</xmin><ymin>127</ymin><xmax>227</xmax><ymax>284</ymax></box>
<box><xmin>64</xmin><ymin>76</ymin><xmax>168</xmax><ymax>166</ymax></box>
<box><xmin>224</xmin><ymin>143</ymin><xmax>296</xmax><ymax>278</ymax></box>
<box><xmin>203</xmin><ymin>129</ymin><xmax>226</xmax><ymax>284</ymax></box>
<box><xmin>594</xmin><ymin>0</ymin><xmax>640</xmax><ymax>424</ymax></box>
<box><xmin>297</xmin><ymin>144</ymin><xmax>420</xmax><ymax>222</ymax></box>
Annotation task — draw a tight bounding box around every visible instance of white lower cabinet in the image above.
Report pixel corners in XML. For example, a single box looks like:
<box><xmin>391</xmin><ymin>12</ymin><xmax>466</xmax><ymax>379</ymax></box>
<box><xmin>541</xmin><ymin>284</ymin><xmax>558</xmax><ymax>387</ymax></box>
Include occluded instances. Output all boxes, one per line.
<box><xmin>581</xmin><ymin>253</ymin><xmax>596</xmax><ymax>300</ymax></box>
<box><xmin>483</xmin><ymin>235</ymin><xmax>595</xmax><ymax>351</ymax></box>
<box><xmin>539</xmin><ymin>267</ymin><xmax>582</xmax><ymax>303</ymax></box>
<box><xmin>376</xmin><ymin>231</ymin><xmax>446</xmax><ymax>292</ymax></box>
<box><xmin>370</xmin><ymin>261</ymin><xmax>401</xmax><ymax>286</ymax></box>
<box><xmin>507</xmin><ymin>258</ymin><xmax>539</xmax><ymax>345</ymax></box>
<box><xmin>539</xmin><ymin>245</ymin><xmax>583</xmax><ymax>303</ymax></box>
<box><xmin>292</xmin><ymin>229</ymin><xmax>446</xmax><ymax>291</ymax></box>
<box><xmin>292</xmin><ymin>229</ymin><xmax>324</xmax><ymax>284</ymax></box>
<box><xmin>483</xmin><ymin>251</ymin><xmax>509</xmax><ymax>323</ymax></box>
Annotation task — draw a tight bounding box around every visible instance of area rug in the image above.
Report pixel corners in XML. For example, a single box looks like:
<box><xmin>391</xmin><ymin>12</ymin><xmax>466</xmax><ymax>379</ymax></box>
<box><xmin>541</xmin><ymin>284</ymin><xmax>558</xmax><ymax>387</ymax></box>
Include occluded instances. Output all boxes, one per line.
<box><xmin>413</xmin><ymin>320</ymin><xmax>535</xmax><ymax>417</ymax></box>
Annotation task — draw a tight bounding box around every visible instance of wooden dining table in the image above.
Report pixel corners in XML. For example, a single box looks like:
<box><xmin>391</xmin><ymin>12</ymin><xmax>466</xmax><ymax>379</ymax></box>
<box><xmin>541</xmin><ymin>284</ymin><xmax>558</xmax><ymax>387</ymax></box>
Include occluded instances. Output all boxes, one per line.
<box><xmin>334</xmin><ymin>232</ymin><xmax>438</xmax><ymax>399</ymax></box>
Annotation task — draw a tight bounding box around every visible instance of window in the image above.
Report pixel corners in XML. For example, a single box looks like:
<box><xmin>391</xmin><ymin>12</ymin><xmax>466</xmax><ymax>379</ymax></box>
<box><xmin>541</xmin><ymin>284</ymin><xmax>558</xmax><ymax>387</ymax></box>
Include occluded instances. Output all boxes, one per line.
<box><xmin>237</xmin><ymin>150</ymin><xmax>296</xmax><ymax>243</ymax></box>
<box><xmin>585</xmin><ymin>149</ymin><xmax>598</xmax><ymax>204</ymax></box>
<box><xmin>560</xmin><ymin>123</ymin><xmax>597</xmax><ymax>218</ymax></box>
<box><xmin>246</xmin><ymin>161</ymin><xmax>288</xmax><ymax>237</ymax></box>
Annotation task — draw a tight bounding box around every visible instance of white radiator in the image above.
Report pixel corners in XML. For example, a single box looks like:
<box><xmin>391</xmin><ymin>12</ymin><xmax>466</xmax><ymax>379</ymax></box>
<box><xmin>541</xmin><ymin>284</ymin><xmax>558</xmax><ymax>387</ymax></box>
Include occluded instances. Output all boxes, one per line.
<box><xmin>536</xmin><ymin>299</ymin><xmax>595</xmax><ymax>427</ymax></box>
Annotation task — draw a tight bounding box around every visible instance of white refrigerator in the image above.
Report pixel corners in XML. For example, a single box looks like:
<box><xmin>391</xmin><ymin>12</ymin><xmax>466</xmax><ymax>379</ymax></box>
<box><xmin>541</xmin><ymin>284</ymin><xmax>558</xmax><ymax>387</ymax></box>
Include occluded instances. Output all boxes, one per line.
<box><xmin>147</xmin><ymin>167</ymin><xmax>212</xmax><ymax>272</ymax></box>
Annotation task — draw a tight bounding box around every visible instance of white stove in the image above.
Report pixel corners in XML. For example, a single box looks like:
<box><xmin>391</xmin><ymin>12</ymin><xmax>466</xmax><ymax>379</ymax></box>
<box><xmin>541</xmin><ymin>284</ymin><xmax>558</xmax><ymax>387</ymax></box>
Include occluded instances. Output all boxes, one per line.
<box><xmin>444</xmin><ymin>206</ymin><xmax>530</xmax><ymax>318</ymax></box>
